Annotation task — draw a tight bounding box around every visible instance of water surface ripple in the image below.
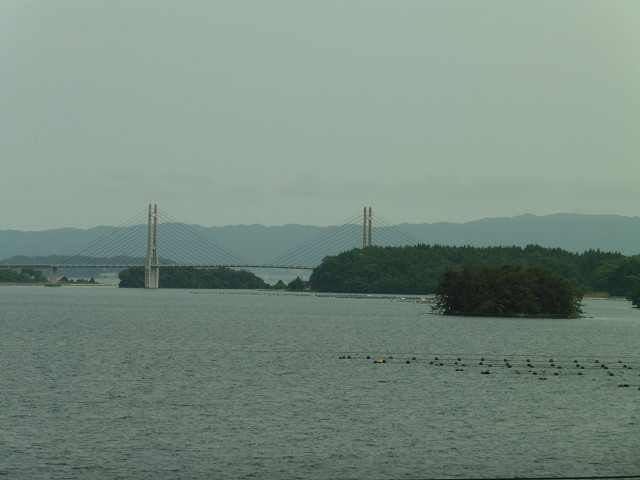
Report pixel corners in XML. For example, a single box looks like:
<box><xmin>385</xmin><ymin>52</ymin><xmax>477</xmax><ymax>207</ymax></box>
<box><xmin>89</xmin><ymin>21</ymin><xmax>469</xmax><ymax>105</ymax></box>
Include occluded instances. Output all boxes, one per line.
<box><xmin>1</xmin><ymin>287</ymin><xmax>639</xmax><ymax>479</ymax></box>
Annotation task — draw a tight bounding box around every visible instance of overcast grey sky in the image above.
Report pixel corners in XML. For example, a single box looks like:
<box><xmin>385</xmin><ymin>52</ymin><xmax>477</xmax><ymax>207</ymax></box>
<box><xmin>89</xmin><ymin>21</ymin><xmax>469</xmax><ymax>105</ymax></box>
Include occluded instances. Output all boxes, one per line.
<box><xmin>2</xmin><ymin>0</ymin><xmax>639</xmax><ymax>230</ymax></box>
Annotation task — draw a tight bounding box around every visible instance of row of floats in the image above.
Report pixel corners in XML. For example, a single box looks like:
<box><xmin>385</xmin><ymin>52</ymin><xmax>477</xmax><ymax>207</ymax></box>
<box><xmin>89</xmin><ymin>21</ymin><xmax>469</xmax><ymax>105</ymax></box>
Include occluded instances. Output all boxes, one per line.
<box><xmin>337</xmin><ymin>354</ymin><xmax>638</xmax><ymax>388</ymax></box>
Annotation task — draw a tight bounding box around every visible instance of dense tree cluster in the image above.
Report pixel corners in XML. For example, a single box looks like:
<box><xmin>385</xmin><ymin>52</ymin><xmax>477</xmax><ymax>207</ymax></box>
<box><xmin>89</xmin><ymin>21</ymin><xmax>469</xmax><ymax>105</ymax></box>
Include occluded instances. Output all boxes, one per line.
<box><xmin>310</xmin><ymin>246</ymin><xmax>441</xmax><ymax>294</ymax></box>
<box><xmin>287</xmin><ymin>276</ymin><xmax>306</xmax><ymax>291</ymax></box>
<box><xmin>627</xmin><ymin>286</ymin><xmax>640</xmax><ymax>308</ymax></box>
<box><xmin>118</xmin><ymin>266</ymin><xmax>270</xmax><ymax>289</ymax></box>
<box><xmin>0</xmin><ymin>268</ymin><xmax>48</xmax><ymax>284</ymax></box>
<box><xmin>433</xmin><ymin>265</ymin><xmax>583</xmax><ymax>317</ymax></box>
<box><xmin>309</xmin><ymin>244</ymin><xmax>640</xmax><ymax>297</ymax></box>
<box><xmin>118</xmin><ymin>267</ymin><xmax>311</xmax><ymax>290</ymax></box>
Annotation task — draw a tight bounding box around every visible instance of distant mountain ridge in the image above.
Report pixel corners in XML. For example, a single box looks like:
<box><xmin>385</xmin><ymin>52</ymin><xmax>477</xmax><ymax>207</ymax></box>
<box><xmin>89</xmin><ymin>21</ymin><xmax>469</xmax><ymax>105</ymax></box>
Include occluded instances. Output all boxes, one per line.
<box><xmin>2</xmin><ymin>213</ymin><xmax>640</xmax><ymax>263</ymax></box>
<box><xmin>399</xmin><ymin>213</ymin><xmax>640</xmax><ymax>255</ymax></box>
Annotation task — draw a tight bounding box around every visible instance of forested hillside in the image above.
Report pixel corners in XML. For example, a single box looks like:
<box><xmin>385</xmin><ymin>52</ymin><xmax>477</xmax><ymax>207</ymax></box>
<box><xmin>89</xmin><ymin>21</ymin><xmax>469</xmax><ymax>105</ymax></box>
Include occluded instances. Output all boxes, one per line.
<box><xmin>309</xmin><ymin>244</ymin><xmax>640</xmax><ymax>296</ymax></box>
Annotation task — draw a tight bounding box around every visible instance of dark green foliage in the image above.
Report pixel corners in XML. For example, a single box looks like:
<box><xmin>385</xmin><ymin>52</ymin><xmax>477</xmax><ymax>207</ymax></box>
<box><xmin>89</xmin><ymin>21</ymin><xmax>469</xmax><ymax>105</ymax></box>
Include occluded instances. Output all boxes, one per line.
<box><xmin>309</xmin><ymin>244</ymin><xmax>640</xmax><ymax>298</ymax></box>
<box><xmin>310</xmin><ymin>246</ymin><xmax>443</xmax><ymax>294</ymax></box>
<box><xmin>589</xmin><ymin>256</ymin><xmax>640</xmax><ymax>296</ymax></box>
<box><xmin>627</xmin><ymin>285</ymin><xmax>640</xmax><ymax>308</ymax></box>
<box><xmin>433</xmin><ymin>265</ymin><xmax>583</xmax><ymax>317</ymax></box>
<box><xmin>0</xmin><ymin>268</ymin><xmax>47</xmax><ymax>283</ymax></box>
<box><xmin>118</xmin><ymin>266</ymin><xmax>269</xmax><ymax>289</ymax></box>
<box><xmin>117</xmin><ymin>267</ymin><xmax>144</xmax><ymax>287</ymax></box>
<box><xmin>287</xmin><ymin>276</ymin><xmax>306</xmax><ymax>291</ymax></box>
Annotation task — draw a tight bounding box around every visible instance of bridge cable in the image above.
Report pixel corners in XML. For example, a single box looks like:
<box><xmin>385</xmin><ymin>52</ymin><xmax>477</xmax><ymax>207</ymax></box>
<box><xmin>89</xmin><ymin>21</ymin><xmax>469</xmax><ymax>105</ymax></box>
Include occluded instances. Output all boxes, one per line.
<box><xmin>159</xmin><ymin>210</ymin><xmax>250</xmax><ymax>265</ymax></box>
<box><xmin>64</xmin><ymin>209</ymin><xmax>148</xmax><ymax>265</ymax></box>
<box><xmin>160</xmin><ymin>216</ymin><xmax>248</xmax><ymax>265</ymax></box>
<box><xmin>266</xmin><ymin>212</ymin><xmax>363</xmax><ymax>266</ymax></box>
<box><xmin>371</xmin><ymin>211</ymin><xmax>423</xmax><ymax>246</ymax></box>
<box><xmin>276</xmin><ymin>224</ymin><xmax>361</xmax><ymax>267</ymax></box>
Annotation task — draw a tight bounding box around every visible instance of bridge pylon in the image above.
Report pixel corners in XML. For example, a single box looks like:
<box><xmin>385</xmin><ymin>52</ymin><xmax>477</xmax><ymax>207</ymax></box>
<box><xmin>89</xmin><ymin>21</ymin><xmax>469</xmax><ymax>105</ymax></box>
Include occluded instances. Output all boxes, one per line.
<box><xmin>145</xmin><ymin>204</ymin><xmax>160</xmax><ymax>288</ymax></box>
<box><xmin>363</xmin><ymin>206</ymin><xmax>372</xmax><ymax>248</ymax></box>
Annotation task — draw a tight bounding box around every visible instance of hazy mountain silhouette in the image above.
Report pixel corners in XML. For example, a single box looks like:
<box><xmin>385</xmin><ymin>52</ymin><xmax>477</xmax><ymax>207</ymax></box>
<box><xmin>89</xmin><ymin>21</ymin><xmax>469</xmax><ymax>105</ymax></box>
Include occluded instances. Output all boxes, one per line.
<box><xmin>2</xmin><ymin>214</ymin><xmax>640</xmax><ymax>264</ymax></box>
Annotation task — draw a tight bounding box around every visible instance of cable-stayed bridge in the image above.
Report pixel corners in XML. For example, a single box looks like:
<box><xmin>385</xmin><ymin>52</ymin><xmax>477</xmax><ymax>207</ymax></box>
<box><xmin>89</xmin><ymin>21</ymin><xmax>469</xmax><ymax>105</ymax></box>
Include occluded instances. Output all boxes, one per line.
<box><xmin>1</xmin><ymin>205</ymin><xmax>421</xmax><ymax>288</ymax></box>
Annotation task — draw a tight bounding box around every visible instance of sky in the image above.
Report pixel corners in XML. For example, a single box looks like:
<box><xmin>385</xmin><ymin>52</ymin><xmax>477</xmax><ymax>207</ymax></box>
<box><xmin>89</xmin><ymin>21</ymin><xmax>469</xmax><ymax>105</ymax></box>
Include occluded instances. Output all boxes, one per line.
<box><xmin>2</xmin><ymin>0</ymin><xmax>639</xmax><ymax>231</ymax></box>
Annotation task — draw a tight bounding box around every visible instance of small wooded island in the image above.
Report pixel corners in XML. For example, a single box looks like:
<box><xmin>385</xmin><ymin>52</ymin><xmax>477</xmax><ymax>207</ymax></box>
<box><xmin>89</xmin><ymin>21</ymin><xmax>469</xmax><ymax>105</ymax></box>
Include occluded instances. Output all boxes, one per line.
<box><xmin>432</xmin><ymin>265</ymin><xmax>583</xmax><ymax>318</ymax></box>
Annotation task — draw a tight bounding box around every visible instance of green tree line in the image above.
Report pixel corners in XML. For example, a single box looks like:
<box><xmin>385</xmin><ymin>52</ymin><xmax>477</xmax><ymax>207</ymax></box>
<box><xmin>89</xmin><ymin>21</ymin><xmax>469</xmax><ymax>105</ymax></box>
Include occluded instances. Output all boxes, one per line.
<box><xmin>118</xmin><ymin>266</ymin><xmax>270</xmax><ymax>289</ymax></box>
<box><xmin>118</xmin><ymin>266</ymin><xmax>306</xmax><ymax>290</ymax></box>
<box><xmin>309</xmin><ymin>244</ymin><xmax>640</xmax><ymax>297</ymax></box>
<box><xmin>0</xmin><ymin>268</ymin><xmax>48</xmax><ymax>284</ymax></box>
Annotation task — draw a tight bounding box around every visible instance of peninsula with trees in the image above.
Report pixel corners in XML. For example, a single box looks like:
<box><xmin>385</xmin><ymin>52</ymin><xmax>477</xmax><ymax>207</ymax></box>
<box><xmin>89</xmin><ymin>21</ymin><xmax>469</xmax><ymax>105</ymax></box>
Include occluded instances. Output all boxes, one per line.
<box><xmin>308</xmin><ymin>244</ymin><xmax>640</xmax><ymax>315</ymax></box>
<box><xmin>308</xmin><ymin>244</ymin><xmax>640</xmax><ymax>298</ymax></box>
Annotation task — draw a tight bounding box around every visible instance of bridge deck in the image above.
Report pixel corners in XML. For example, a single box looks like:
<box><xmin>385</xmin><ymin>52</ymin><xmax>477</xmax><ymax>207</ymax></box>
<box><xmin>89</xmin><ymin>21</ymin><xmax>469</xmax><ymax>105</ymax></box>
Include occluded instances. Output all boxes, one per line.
<box><xmin>0</xmin><ymin>264</ymin><xmax>315</xmax><ymax>270</ymax></box>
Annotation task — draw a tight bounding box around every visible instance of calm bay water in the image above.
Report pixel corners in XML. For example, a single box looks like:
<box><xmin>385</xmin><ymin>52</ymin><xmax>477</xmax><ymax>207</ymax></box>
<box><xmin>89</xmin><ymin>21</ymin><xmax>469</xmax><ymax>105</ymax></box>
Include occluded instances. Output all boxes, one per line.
<box><xmin>1</xmin><ymin>286</ymin><xmax>639</xmax><ymax>479</ymax></box>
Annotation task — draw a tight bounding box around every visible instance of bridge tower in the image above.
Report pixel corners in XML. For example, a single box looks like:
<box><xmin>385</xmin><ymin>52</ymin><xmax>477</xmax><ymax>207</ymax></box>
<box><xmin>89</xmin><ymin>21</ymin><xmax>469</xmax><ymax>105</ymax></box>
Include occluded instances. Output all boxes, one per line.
<box><xmin>363</xmin><ymin>207</ymin><xmax>372</xmax><ymax>248</ymax></box>
<box><xmin>145</xmin><ymin>204</ymin><xmax>160</xmax><ymax>288</ymax></box>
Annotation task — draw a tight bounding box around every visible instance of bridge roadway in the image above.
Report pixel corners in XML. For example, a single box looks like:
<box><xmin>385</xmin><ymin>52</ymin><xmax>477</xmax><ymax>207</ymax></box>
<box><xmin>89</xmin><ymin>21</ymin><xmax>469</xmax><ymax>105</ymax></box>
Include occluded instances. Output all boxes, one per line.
<box><xmin>0</xmin><ymin>263</ymin><xmax>315</xmax><ymax>270</ymax></box>
<box><xmin>1</xmin><ymin>263</ymin><xmax>316</xmax><ymax>285</ymax></box>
